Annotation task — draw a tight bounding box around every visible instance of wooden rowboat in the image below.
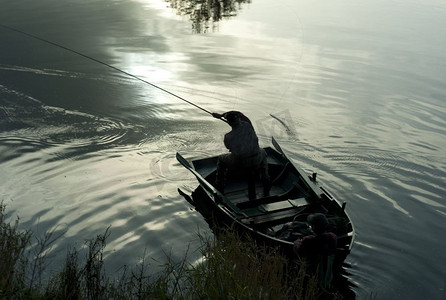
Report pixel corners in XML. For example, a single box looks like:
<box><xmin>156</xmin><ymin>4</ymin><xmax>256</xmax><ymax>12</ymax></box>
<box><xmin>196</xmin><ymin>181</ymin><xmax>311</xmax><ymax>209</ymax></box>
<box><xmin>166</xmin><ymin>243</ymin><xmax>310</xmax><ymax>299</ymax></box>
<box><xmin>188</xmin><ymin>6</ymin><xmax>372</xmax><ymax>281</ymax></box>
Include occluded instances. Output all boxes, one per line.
<box><xmin>177</xmin><ymin>137</ymin><xmax>355</xmax><ymax>262</ymax></box>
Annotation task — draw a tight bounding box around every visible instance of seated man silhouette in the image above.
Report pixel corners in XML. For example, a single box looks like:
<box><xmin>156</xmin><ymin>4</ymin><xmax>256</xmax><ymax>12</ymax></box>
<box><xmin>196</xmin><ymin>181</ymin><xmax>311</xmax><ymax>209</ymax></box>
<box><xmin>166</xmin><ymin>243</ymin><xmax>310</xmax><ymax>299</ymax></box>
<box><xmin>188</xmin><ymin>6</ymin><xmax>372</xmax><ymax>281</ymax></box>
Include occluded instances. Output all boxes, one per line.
<box><xmin>293</xmin><ymin>213</ymin><xmax>337</xmax><ymax>287</ymax></box>
<box><xmin>212</xmin><ymin>111</ymin><xmax>270</xmax><ymax>198</ymax></box>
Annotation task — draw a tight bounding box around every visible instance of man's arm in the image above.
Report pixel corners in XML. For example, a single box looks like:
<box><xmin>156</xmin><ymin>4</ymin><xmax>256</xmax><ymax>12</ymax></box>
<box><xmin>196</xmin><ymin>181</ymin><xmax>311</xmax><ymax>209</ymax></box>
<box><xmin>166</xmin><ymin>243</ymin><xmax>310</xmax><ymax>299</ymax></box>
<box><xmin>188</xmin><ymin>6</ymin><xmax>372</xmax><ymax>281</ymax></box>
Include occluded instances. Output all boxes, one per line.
<box><xmin>212</xmin><ymin>112</ymin><xmax>224</xmax><ymax>119</ymax></box>
<box><xmin>212</xmin><ymin>111</ymin><xmax>252</xmax><ymax>125</ymax></box>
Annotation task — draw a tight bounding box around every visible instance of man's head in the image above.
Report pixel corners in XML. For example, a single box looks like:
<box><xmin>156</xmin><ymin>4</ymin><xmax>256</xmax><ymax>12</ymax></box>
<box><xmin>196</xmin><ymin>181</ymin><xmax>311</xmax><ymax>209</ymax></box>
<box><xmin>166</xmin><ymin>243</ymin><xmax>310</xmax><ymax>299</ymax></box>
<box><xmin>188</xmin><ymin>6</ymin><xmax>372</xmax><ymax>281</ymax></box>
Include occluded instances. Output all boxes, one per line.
<box><xmin>307</xmin><ymin>213</ymin><xmax>329</xmax><ymax>235</ymax></box>
<box><xmin>224</xmin><ymin>112</ymin><xmax>241</xmax><ymax>128</ymax></box>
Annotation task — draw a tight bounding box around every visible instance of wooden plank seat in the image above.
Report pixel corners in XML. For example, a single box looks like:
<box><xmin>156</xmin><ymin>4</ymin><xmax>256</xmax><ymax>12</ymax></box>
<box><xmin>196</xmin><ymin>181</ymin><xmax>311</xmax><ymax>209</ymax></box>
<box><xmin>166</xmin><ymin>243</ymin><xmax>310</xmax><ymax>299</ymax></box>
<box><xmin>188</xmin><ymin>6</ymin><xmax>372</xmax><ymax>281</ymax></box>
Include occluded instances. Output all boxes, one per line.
<box><xmin>240</xmin><ymin>197</ymin><xmax>309</xmax><ymax>218</ymax></box>
<box><xmin>240</xmin><ymin>198</ymin><xmax>315</xmax><ymax>227</ymax></box>
<box><xmin>260</xmin><ymin>200</ymin><xmax>295</xmax><ymax>212</ymax></box>
<box><xmin>236</xmin><ymin>185</ymin><xmax>305</xmax><ymax>210</ymax></box>
<box><xmin>261</xmin><ymin>197</ymin><xmax>309</xmax><ymax>212</ymax></box>
<box><xmin>240</xmin><ymin>206</ymin><xmax>305</xmax><ymax>227</ymax></box>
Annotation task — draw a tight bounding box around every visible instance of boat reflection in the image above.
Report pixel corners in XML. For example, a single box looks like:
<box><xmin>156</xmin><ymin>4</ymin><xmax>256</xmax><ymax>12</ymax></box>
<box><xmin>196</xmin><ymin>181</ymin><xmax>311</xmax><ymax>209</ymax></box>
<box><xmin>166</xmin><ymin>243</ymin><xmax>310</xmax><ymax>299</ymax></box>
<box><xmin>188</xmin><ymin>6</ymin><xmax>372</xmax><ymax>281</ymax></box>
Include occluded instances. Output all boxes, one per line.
<box><xmin>166</xmin><ymin>0</ymin><xmax>252</xmax><ymax>33</ymax></box>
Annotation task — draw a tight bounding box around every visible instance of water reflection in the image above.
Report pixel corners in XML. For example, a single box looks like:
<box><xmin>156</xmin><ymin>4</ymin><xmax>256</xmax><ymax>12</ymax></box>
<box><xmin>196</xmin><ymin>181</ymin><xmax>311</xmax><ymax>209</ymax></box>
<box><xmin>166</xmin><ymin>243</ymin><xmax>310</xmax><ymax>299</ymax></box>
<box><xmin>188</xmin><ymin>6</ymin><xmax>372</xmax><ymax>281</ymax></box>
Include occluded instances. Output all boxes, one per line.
<box><xmin>166</xmin><ymin>0</ymin><xmax>251</xmax><ymax>33</ymax></box>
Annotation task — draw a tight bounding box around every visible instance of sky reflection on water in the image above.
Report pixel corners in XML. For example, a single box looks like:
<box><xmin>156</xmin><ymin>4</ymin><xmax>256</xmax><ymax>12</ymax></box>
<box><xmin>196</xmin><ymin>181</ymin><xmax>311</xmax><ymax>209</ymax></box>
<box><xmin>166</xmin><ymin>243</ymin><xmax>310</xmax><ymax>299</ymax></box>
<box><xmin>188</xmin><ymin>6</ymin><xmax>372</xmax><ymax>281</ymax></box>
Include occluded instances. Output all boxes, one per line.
<box><xmin>1</xmin><ymin>0</ymin><xmax>446</xmax><ymax>299</ymax></box>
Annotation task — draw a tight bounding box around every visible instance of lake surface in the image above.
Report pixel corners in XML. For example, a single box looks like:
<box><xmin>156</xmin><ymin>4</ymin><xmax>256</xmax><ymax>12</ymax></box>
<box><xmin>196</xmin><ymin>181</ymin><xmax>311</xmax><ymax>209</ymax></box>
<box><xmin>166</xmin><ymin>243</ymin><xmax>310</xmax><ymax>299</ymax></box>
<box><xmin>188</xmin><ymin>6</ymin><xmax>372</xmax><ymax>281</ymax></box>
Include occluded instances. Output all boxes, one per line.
<box><xmin>1</xmin><ymin>0</ymin><xmax>445</xmax><ymax>299</ymax></box>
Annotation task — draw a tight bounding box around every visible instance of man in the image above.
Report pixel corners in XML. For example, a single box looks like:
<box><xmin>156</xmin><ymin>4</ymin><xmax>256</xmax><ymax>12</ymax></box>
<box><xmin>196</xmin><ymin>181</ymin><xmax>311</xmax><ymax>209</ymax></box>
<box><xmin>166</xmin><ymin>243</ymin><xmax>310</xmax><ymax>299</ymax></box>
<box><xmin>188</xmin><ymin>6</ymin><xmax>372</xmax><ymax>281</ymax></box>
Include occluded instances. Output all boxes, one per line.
<box><xmin>212</xmin><ymin>111</ymin><xmax>270</xmax><ymax>197</ymax></box>
<box><xmin>293</xmin><ymin>213</ymin><xmax>337</xmax><ymax>287</ymax></box>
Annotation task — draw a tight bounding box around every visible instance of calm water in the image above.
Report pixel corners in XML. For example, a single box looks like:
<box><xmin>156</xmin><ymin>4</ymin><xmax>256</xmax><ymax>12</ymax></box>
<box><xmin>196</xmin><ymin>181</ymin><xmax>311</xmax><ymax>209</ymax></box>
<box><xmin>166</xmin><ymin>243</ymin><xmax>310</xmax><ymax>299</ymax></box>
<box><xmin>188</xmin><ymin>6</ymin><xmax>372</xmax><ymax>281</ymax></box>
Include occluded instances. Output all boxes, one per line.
<box><xmin>1</xmin><ymin>0</ymin><xmax>445</xmax><ymax>298</ymax></box>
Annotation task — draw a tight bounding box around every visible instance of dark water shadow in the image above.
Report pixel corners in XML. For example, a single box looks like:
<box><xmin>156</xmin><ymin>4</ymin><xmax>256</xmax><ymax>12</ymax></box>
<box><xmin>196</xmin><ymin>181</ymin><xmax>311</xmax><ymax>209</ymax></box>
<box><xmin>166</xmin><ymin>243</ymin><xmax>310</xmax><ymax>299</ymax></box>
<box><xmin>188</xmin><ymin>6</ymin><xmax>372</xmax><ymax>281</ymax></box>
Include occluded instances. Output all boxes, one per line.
<box><xmin>167</xmin><ymin>0</ymin><xmax>252</xmax><ymax>33</ymax></box>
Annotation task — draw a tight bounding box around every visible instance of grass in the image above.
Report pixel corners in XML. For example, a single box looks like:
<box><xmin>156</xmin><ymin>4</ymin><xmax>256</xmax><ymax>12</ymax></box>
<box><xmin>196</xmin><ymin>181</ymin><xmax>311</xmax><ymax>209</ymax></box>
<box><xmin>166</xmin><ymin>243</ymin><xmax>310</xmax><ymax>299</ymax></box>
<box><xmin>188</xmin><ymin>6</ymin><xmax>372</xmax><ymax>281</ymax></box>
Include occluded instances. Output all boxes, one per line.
<box><xmin>0</xmin><ymin>202</ymin><xmax>342</xmax><ymax>299</ymax></box>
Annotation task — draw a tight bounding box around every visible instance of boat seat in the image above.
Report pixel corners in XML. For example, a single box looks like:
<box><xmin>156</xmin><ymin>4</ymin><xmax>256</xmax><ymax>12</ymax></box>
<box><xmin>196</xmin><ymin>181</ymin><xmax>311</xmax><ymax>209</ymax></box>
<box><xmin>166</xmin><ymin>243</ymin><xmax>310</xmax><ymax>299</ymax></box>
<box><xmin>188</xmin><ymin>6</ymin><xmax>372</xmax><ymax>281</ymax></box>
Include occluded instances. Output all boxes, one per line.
<box><xmin>260</xmin><ymin>197</ymin><xmax>308</xmax><ymax>212</ymax></box>
<box><xmin>240</xmin><ymin>207</ymin><xmax>304</xmax><ymax>227</ymax></box>
<box><xmin>236</xmin><ymin>185</ymin><xmax>303</xmax><ymax>210</ymax></box>
<box><xmin>260</xmin><ymin>200</ymin><xmax>294</xmax><ymax>212</ymax></box>
<box><xmin>240</xmin><ymin>201</ymin><xmax>316</xmax><ymax>227</ymax></box>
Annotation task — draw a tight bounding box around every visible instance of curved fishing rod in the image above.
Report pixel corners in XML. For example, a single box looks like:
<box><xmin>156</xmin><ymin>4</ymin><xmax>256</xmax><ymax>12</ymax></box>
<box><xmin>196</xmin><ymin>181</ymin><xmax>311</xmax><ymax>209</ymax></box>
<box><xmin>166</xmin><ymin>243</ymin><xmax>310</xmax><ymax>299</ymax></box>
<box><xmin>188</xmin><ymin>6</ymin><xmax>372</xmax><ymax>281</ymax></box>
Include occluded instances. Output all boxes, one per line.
<box><xmin>0</xmin><ymin>24</ymin><xmax>213</xmax><ymax>116</ymax></box>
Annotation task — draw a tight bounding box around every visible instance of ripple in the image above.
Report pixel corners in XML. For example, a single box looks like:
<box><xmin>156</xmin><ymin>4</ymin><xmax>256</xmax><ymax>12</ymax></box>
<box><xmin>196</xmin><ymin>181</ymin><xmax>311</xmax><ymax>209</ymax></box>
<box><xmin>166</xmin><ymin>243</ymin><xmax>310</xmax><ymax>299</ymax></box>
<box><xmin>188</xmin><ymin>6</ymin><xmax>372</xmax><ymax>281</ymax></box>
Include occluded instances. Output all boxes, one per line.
<box><xmin>2</xmin><ymin>1</ymin><xmax>446</xmax><ymax>298</ymax></box>
<box><xmin>0</xmin><ymin>85</ymin><xmax>143</xmax><ymax>161</ymax></box>
<box><xmin>348</xmin><ymin>207</ymin><xmax>446</xmax><ymax>299</ymax></box>
<box><xmin>0</xmin><ymin>64</ymin><xmax>129</xmax><ymax>85</ymax></box>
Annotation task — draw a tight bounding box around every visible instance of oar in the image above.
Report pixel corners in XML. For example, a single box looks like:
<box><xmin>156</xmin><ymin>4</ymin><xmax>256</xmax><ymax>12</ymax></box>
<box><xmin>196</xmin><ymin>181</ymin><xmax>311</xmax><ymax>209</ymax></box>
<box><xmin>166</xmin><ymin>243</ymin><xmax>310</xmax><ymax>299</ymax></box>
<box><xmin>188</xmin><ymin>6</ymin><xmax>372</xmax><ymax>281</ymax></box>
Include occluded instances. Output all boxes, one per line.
<box><xmin>272</xmin><ymin>136</ymin><xmax>285</xmax><ymax>155</ymax></box>
<box><xmin>178</xmin><ymin>188</ymin><xmax>195</xmax><ymax>205</ymax></box>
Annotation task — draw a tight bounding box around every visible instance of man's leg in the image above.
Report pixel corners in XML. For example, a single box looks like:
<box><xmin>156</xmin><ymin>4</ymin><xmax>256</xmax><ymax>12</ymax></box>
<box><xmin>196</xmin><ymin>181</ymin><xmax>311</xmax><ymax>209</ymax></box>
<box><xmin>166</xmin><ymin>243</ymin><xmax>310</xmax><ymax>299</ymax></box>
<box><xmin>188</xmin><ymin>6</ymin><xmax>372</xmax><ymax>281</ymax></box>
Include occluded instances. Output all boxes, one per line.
<box><xmin>215</xmin><ymin>153</ymin><xmax>233</xmax><ymax>193</ymax></box>
<box><xmin>259</xmin><ymin>149</ymin><xmax>271</xmax><ymax>196</ymax></box>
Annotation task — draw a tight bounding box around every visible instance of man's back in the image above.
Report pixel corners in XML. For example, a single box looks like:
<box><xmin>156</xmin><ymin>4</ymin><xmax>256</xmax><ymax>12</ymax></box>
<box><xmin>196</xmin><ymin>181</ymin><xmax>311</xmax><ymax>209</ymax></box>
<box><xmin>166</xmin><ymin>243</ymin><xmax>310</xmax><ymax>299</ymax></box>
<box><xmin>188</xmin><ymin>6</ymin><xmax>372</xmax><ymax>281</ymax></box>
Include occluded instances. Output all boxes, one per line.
<box><xmin>224</xmin><ymin>121</ymin><xmax>259</xmax><ymax>157</ymax></box>
<box><xmin>294</xmin><ymin>232</ymin><xmax>337</xmax><ymax>286</ymax></box>
<box><xmin>295</xmin><ymin>232</ymin><xmax>337</xmax><ymax>257</ymax></box>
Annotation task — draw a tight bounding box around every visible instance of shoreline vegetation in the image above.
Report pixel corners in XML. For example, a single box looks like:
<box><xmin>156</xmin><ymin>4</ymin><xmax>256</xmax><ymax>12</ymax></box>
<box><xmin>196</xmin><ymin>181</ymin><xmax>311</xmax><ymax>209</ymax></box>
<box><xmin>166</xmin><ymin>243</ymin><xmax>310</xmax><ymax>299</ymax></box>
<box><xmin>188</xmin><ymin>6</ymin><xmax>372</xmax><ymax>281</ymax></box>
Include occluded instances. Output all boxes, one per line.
<box><xmin>1</xmin><ymin>203</ymin><xmax>342</xmax><ymax>299</ymax></box>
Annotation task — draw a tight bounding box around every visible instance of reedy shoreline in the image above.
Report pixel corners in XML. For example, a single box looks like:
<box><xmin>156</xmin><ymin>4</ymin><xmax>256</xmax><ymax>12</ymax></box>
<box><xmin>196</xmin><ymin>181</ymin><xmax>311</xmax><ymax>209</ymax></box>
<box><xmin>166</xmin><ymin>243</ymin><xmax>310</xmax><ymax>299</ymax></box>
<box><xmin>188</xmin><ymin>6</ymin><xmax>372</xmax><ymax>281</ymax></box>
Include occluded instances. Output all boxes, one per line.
<box><xmin>1</xmin><ymin>203</ymin><xmax>341</xmax><ymax>299</ymax></box>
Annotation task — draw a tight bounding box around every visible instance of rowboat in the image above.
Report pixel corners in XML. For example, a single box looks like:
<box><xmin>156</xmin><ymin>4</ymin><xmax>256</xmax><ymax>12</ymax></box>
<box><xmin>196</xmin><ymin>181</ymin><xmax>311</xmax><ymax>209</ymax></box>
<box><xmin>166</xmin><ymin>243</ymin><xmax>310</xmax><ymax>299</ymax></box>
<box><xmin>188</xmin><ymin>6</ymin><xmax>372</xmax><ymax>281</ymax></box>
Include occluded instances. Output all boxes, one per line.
<box><xmin>177</xmin><ymin>137</ymin><xmax>355</xmax><ymax>263</ymax></box>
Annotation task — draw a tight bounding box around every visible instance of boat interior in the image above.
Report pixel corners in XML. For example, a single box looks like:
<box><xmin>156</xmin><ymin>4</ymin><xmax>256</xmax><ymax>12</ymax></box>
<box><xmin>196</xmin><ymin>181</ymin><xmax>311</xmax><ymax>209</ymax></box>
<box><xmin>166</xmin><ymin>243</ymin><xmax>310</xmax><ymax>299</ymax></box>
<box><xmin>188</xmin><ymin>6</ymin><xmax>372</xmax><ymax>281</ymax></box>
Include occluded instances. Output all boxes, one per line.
<box><xmin>188</xmin><ymin>147</ymin><xmax>353</xmax><ymax>249</ymax></box>
<box><xmin>190</xmin><ymin>148</ymin><xmax>333</xmax><ymax>226</ymax></box>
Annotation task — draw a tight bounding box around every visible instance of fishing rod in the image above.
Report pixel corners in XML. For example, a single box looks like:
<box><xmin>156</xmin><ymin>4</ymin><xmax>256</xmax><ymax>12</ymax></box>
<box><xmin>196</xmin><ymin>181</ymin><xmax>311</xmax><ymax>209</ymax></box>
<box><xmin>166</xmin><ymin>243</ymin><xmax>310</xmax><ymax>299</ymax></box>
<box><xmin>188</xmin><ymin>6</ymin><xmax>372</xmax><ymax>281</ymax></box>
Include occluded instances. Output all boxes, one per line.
<box><xmin>0</xmin><ymin>24</ymin><xmax>213</xmax><ymax>116</ymax></box>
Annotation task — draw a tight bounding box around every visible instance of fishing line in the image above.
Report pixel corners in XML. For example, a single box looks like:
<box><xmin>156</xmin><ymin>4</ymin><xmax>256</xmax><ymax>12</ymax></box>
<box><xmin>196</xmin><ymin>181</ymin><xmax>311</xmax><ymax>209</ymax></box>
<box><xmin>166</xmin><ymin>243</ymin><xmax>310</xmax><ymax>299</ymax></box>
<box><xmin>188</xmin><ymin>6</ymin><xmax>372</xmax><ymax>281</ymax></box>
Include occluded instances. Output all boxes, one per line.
<box><xmin>0</xmin><ymin>24</ymin><xmax>213</xmax><ymax>116</ymax></box>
